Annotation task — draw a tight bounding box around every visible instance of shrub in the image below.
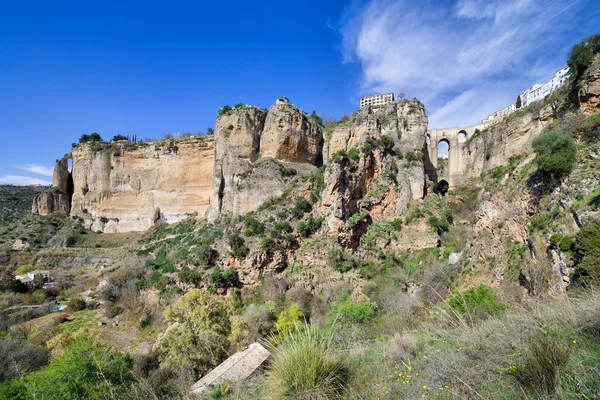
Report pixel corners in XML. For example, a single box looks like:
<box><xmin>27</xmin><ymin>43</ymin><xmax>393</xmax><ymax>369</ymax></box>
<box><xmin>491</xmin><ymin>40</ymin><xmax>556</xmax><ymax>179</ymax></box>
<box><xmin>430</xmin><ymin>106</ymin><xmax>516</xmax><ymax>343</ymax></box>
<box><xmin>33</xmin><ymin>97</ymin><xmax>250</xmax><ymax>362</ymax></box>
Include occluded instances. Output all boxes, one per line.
<box><xmin>514</xmin><ymin>332</ymin><xmax>571</xmax><ymax>396</ymax></box>
<box><xmin>155</xmin><ymin>290</ymin><xmax>233</xmax><ymax>378</ymax></box>
<box><xmin>178</xmin><ymin>266</ymin><xmax>202</xmax><ymax>285</ymax></box>
<box><xmin>428</xmin><ymin>216</ymin><xmax>450</xmax><ymax>235</ymax></box>
<box><xmin>0</xmin><ymin>337</ymin><xmax>50</xmax><ymax>382</ymax></box>
<box><xmin>567</xmin><ymin>33</ymin><xmax>600</xmax><ymax>79</ymax></box>
<box><xmin>265</xmin><ymin>324</ymin><xmax>348</xmax><ymax>400</ymax></box>
<box><xmin>327</xmin><ymin>296</ymin><xmax>376</xmax><ymax>325</ymax></box>
<box><xmin>405</xmin><ymin>151</ymin><xmax>421</xmax><ymax>162</ymax></box>
<box><xmin>272</xmin><ymin>221</ymin><xmax>293</xmax><ymax>238</ymax></box>
<box><xmin>210</xmin><ymin>267</ymin><xmax>239</xmax><ymax>289</ymax></box>
<box><xmin>228</xmin><ymin>232</ymin><xmax>249</xmax><ymax>259</ymax></box>
<box><xmin>218</xmin><ymin>105</ymin><xmax>232</xmax><ymax>116</ymax></box>
<box><xmin>574</xmin><ymin>220</ymin><xmax>600</xmax><ymax>285</ymax></box>
<box><xmin>297</xmin><ymin>216</ymin><xmax>322</xmax><ymax>238</ymax></box>
<box><xmin>549</xmin><ymin>234</ymin><xmax>574</xmax><ymax>253</ymax></box>
<box><xmin>446</xmin><ymin>284</ymin><xmax>504</xmax><ymax>317</ymax></box>
<box><xmin>273</xmin><ymin>303</ymin><xmax>305</xmax><ymax>337</ymax></box>
<box><xmin>78</xmin><ymin>132</ymin><xmax>103</xmax><ymax>143</ymax></box>
<box><xmin>330</xmin><ymin>249</ymin><xmax>358</xmax><ymax>273</ymax></box>
<box><xmin>532</xmin><ymin>131</ymin><xmax>577</xmax><ymax>181</ymax></box>
<box><xmin>347</xmin><ymin>147</ymin><xmax>360</xmax><ymax>162</ymax></box>
<box><xmin>0</xmin><ymin>338</ymin><xmax>134</xmax><ymax>399</ymax></box>
<box><xmin>244</xmin><ymin>215</ymin><xmax>265</xmax><ymax>236</ymax></box>
<box><xmin>291</xmin><ymin>197</ymin><xmax>312</xmax><ymax>219</ymax></box>
<box><xmin>65</xmin><ymin>297</ymin><xmax>86</xmax><ymax>313</ymax></box>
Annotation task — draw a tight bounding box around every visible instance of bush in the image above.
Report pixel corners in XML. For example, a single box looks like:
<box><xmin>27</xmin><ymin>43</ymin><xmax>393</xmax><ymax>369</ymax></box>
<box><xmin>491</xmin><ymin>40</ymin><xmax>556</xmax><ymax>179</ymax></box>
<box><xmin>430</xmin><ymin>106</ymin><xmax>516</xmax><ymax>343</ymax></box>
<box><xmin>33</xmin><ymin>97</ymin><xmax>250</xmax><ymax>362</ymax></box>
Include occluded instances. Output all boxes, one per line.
<box><xmin>297</xmin><ymin>216</ymin><xmax>322</xmax><ymax>238</ymax></box>
<box><xmin>78</xmin><ymin>132</ymin><xmax>102</xmax><ymax>143</ymax></box>
<box><xmin>0</xmin><ymin>337</ymin><xmax>50</xmax><ymax>382</ymax></box>
<box><xmin>549</xmin><ymin>234</ymin><xmax>574</xmax><ymax>253</ymax></box>
<box><xmin>65</xmin><ymin>297</ymin><xmax>86</xmax><ymax>313</ymax></box>
<box><xmin>446</xmin><ymin>284</ymin><xmax>504</xmax><ymax>317</ymax></box>
<box><xmin>265</xmin><ymin>324</ymin><xmax>348</xmax><ymax>400</ymax></box>
<box><xmin>405</xmin><ymin>151</ymin><xmax>421</xmax><ymax>162</ymax></box>
<box><xmin>330</xmin><ymin>249</ymin><xmax>358</xmax><ymax>273</ymax></box>
<box><xmin>0</xmin><ymin>338</ymin><xmax>134</xmax><ymax>399</ymax></box>
<box><xmin>244</xmin><ymin>215</ymin><xmax>265</xmax><ymax>236</ymax></box>
<box><xmin>292</xmin><ymin>197</ymin><xmax>312</xmax><ymax>219</ymax></box>
<box><xmin>532</xmin><ymin>131</ymin><xmax>577</xmax><ymax>181</ymax></box>
<box><xmin>228</xmin><ymin>232</ymin><xmax>249</xmax><ymax>259</ymax></box>
<box><xmin>428</xmin><ymin>216</ymin><xmax>450</xmax><ymax>235</ymax></box>
<box><xmin>347</xmin><ymin>147</ymin><xmax>360</xmax><ymax>162</ymax></box>
<box><xmin>155</xmin><ymin>290</ymin><xmax>234</xmax><ymax>378</ymax></box>
<box><xmin>218</xmin><ymin>105</ymin><xmax>232</xmax><ymax>116</ymax></box>
<box><xmin>327</xmin><ymin>295</ymin><xmax>376</xmax><ymax>325</ymax></box>
<box><xmin>567</xmin><ymin>33</ymin><xmax>600</xmax><ymax>79</ymax></box>
<box><xmin>178</xmin><ymin>266</ymin><xmax>202</xmax><ymax>285</ymax></box>
<box><xmin>574</xmin><ymin>220</ymin><xmax>600</xmax><ymax>285</ymax></box>
<box><xmin>380</xmin><ymin>135</ymin><xmax>395</xmax><ymax>152</ymax></box>
<box><xmin>513</xmin><ymin>333</ymin><xmax>570</xmax><ymax>396</ymax></box>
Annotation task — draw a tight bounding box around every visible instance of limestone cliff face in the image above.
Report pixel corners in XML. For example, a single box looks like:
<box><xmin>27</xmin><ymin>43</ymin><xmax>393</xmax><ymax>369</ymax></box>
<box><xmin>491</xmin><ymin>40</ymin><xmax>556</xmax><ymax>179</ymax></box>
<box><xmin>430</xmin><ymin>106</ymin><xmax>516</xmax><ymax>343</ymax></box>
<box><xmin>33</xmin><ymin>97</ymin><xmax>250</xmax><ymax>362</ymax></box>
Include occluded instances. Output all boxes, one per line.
<box><xmin>70</xmin><ymin>137</ymin><xmax>214</xmax><ymax>233</ymax></box>
<box><xmin>208</xmin><ymin>103</ymin><xmax>323</xmax><ymax>221</ymax></box>
<box><xmin>32</xmin><ymin>155</ymin><xmax>72</xmax><ymax>215</ymax></box>
<box><xmin>260</xmin><ymin>103</ymin><xmax>323</xmax><ymax>164</ymax></box>
<box><xmin>318</xmin><ymin>100</ymin><xmax>428</xmax><ymax>239</ymax></box>
<box><xmin>461</xmin><ymin>104</ymin><xmax>554</xmax><ymax>182</ymax></box>
<box><xmin>578</xmin><ymin>55</ymin><xmax>600</xmax><ymax>114</ymax></box>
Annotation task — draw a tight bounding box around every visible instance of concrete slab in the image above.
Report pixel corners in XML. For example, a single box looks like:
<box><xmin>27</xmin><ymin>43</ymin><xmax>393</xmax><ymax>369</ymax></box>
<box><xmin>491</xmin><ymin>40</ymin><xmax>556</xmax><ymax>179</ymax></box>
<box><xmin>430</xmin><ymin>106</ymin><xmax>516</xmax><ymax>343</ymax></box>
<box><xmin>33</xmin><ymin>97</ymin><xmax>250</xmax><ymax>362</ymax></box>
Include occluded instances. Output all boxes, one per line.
<box><xmin>191</xmin><ymin>342</ymin><xmax>271</xmax><ymax>394</ymax></box>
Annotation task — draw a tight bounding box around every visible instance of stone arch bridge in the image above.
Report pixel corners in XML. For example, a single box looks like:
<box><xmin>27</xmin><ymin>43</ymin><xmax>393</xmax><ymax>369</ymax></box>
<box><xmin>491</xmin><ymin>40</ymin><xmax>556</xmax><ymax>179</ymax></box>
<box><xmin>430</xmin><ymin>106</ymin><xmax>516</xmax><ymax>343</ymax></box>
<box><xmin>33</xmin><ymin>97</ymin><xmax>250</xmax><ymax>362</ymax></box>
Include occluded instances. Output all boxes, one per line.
<box><xmin>425</xmin><ymin>122</ymin><xmax>491</xmax><ymax>191</ymax></box>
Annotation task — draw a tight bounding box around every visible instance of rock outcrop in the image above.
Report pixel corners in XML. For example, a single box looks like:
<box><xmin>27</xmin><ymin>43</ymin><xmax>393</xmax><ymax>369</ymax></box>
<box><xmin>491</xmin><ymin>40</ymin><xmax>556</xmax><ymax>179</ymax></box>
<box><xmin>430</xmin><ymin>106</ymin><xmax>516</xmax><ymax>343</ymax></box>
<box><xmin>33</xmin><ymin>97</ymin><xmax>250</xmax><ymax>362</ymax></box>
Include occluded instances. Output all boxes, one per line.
<box><xmin>318</xmin><ymin>100</ymin><xmax>428</xmax><ymax>237</ymax></box>
<box><xmin>260</xmin><ymin>103</ymin><xmax>323</xmax><ymax>164</ymax></box>
<box><xmin>208</xmin><ymin>102</ymin><xmax>323</xmax><ymax>221</ymax></box>
<box><xmin>578</xmin><ymin>55</ymin><xmax>600</xmax><ymax>114</ymax></box>
<box><xmin>69</xmin><ymin>137</ymin><xmax>214</xmax><ymax>233</ymax></box>
<box><xmin>32</xmin><ymin>155</ymin><xmax>73</xmax><ymax>215</ymax></box>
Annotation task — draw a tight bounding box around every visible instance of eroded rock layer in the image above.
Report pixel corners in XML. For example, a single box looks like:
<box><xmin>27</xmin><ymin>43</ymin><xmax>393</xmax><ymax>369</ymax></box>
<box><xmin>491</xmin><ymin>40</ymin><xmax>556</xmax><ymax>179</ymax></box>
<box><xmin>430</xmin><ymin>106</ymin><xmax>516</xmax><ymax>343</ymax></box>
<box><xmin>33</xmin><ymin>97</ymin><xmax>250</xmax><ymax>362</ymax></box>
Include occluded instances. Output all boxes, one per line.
<box><xmin>69</xmin><ymin>137</ymin><xmax>215</xmax><ymax>233</ymax></box>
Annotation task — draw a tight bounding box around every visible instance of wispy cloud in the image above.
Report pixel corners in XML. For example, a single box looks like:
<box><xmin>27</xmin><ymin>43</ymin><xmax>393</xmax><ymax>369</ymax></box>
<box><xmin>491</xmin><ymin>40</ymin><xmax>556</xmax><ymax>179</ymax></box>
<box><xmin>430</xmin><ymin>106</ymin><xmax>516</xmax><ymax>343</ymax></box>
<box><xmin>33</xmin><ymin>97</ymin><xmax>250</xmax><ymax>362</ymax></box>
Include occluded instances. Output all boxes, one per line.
<box><xmin>339</xmin><ymin>0</ymin><xmax>587</xmax><ymax>127</ymax></box>
<box><xmin>0</xmin><ymin>175</ymin><xmax>52</xmax><ymax>186</ymax></box>
<box><xmin>17</xmin><ymin>164</ymin><xmax>54</xmax><ymax>177</ymax></box>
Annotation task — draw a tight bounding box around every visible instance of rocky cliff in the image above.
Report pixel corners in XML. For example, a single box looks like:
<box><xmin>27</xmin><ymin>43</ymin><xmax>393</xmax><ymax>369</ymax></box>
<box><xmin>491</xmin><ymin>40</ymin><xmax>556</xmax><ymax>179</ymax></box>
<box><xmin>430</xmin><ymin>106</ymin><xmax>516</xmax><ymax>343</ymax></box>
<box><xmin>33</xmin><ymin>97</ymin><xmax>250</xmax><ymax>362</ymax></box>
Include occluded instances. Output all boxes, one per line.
<box><xmin>319</xmin><ymin>100</ymin><xmax>428</xmax><ymax>240</ymax></box>
<box><xmin>68</xmin><ymin>137</ymin><xmax>214</xmax><ymax>233</ymax></box>
<box><xmin>207</xmin><ymin>101</ymin><xmax>323</xmax><ymax>221</ymax></box>
<box><xmin>32</xmin><ymin>156</ymin><xmax>72</xmax><ymax>215</ymax></box>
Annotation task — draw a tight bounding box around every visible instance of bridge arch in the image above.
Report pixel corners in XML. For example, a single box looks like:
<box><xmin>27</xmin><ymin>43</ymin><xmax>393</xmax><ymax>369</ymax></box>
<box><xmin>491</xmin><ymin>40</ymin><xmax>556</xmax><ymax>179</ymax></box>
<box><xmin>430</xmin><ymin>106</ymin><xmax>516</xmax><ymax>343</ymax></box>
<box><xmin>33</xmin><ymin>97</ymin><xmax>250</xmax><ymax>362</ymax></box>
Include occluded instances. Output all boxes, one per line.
<box><xmin>426</xmin><ymin>122</ymin><xmax>489</xmax><ymax>190</ymax></box>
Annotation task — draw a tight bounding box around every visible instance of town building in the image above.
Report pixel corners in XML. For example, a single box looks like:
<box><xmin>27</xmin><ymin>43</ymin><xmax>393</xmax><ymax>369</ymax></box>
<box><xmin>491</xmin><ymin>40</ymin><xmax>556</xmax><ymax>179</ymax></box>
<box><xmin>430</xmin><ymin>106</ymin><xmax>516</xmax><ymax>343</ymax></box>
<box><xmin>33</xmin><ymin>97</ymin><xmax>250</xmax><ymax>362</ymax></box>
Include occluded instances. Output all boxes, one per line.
<box><xmin>360</xmin><ymin>93</ymin><xmax>395</xmax><ymax>108</ymax></box>
<box><xmin>480</xmin><ymin>67</ymin><xmax>569</xmax><ymax>124</ymax></box>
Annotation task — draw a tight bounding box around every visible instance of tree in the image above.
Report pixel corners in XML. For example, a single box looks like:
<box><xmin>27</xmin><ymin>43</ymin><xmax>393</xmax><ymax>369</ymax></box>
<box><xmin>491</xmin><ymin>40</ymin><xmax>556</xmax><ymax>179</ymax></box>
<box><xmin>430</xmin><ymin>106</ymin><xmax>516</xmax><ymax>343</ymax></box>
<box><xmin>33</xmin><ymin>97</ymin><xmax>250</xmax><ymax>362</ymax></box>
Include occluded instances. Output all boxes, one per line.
<box><xmin>79</xmin><ymin>132</ymin><xmax>103</xmax><ymax>144</ymax></box>
<box><xmin>0</xmin><ymin>338</ymin><xmax>134</xmax><ymax>400</ymax></box>
<box><xmin>207</xmin><ymin>127</ymin><xmax>215</xmax><ymax>135</ymax></box>
<box><xmin>397</xmin><ymin>92</ymin><xmax>406</xmax><ymax>100</ymax></box>
<box><xmin>516</xmin><ymin>95</ymin><xmax>523</xmax><ymax>109</ymax></box>
<box><xmin>155</xmin><ymin>290</ymin><xmax>238</xmax><ymax>378</ymax></box>
<box><xmin>112</xmin><ymin>135</ymin><xmax>128</xmax><ymax>142</ymax></box>
<box><xmin>340</xmin><ymin>114</ymin><xmax>351</xmax><ymax>123</ymax></box>
<box><xmin>532</xmin><ymin>131</ymin><xmax>577</xmax><ymax>181</ymax></box>
<box><xmin>310</xmin><ymin>110</ymin><xmax>323</xmax><ymax>126</ymax></box>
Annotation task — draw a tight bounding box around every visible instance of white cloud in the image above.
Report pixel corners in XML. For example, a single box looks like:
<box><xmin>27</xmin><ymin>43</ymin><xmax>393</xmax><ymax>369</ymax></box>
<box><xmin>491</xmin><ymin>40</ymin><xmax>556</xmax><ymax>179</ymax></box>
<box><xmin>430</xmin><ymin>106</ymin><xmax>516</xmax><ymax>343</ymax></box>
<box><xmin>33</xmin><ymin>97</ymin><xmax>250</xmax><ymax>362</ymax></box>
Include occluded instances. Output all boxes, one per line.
<box><xmin>340</xmin><ymin>0</ymin><xmax>584</xmax><ymax>128</ymax></box>
<box><xmin>0</xmin><ymin>175</ymin><xmax>52</xmax><ymax>186</ymax></box>
<box><xmin>17</xmin><ymin>164</ymin><xmax>54</xmax><ymax>177</ymax></box>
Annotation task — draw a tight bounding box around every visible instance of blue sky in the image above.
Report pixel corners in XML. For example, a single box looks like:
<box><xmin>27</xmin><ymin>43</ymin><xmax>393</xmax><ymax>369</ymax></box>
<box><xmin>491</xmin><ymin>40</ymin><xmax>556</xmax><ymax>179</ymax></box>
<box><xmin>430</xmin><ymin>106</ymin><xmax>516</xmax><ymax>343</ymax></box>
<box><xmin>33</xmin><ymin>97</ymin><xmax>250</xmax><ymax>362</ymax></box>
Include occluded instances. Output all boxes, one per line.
<box><xmin>1</xmin><ymin>0</ymin><xmax>598</xmax><ymax>185</ymax></box>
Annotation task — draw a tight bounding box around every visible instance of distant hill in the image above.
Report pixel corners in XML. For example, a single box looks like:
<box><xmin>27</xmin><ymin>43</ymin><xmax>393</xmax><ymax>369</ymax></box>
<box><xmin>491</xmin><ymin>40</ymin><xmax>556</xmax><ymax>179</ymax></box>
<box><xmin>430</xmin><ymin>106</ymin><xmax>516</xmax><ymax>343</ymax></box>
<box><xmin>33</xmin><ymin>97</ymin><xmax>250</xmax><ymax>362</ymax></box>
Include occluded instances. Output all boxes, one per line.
<box><xmin>0</xmin><ymin>185</ymin><xmax>48</xmax><ymax>223</ymax></box>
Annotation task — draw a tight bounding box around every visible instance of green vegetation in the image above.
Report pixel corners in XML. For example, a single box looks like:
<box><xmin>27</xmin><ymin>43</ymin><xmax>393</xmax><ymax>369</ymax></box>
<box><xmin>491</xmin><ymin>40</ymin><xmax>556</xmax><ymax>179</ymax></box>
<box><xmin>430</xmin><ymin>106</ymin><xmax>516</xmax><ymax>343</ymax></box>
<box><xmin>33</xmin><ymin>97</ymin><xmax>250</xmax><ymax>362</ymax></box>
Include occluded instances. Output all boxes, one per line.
<box><xmin>265</xmin><ymin>324</ymin><xmax>348</xmax><ymax>400</ymax></box>
<box><xmin>297</xmin><ymin>216</ymin><xmax>322</xmax><ymax>238</ymax></box>
<box><xmin>0</xmin><ymin>338</ymin><xmax>134</xmax><ymax>400</ymax></box>
<box><xmin>532</xmin><ymin>131</ymin><xmax>577</xmax><ymax>181</ymax></box>
<box><xmin>78</xmin><ymin>132</ymin><xmax>102</xmax><ymax>143</ymax></box>
<box><xmin>228</xmin><ymin>232</ymin><xmax>249</xmax><ymax>258</ymax></box>
<box><xmin>574</xmin><ymin>220</ymin><xmax>600</xmax><ymax>285</ymax></box>
<box><xmin>446</xmin><ymin>284</ymin><xmax>505</xmax><ymax>318</ymax></box>
<box><xmin>0</xmin><ymin>185</ymin><xmax>47</xmax><ymax>223</ymax></box>
<box><xmin>567</xmin><ymin>33</ymin><xmax>600</xmax><ymax>80</ymax></box>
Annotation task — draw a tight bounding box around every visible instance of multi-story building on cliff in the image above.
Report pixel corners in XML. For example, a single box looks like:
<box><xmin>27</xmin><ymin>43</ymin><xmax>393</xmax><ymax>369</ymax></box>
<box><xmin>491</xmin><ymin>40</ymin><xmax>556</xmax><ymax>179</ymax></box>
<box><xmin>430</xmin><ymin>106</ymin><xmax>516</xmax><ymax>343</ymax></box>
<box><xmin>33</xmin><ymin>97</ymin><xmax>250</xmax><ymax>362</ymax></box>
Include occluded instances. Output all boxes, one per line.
<box><xmin>360</xmin><ymin>93</ymin><xmax>395</xmax><ymax>108</ymax></box>
<box><xmin>481</xmin><ymin>67</ymin><xmax>569</xmax><ymax>124</ymax></box>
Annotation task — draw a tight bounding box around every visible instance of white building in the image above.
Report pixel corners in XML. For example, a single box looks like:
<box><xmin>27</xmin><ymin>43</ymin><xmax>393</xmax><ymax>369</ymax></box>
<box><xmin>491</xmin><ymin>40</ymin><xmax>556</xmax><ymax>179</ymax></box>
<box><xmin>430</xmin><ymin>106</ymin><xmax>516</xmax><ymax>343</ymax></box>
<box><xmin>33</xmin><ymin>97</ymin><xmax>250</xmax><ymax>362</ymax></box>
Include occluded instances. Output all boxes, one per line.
<box><xmin>520</xmin><ymin>67</ymin><xmax>570</xmax><ymax>107</ymax></box>
<box><xmin>480</xmin><ymin>67</ymin><xmax>569</xmax><ymax>124</ymax></box>
<box><xmin>360</xmin><ymin>93</ymin><xmax>395</xmax><ymax>108</ymax></box>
